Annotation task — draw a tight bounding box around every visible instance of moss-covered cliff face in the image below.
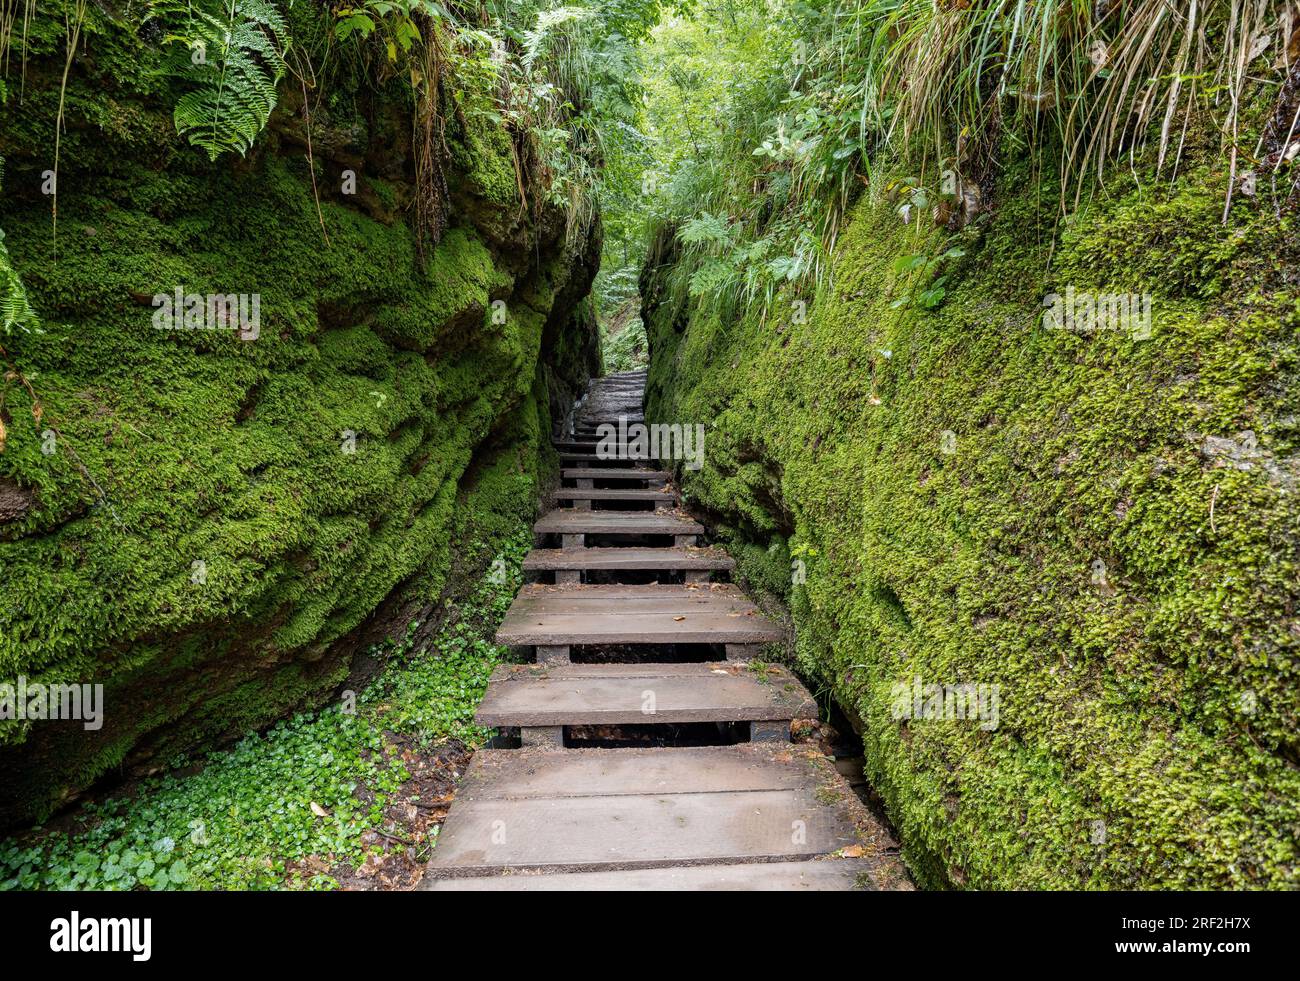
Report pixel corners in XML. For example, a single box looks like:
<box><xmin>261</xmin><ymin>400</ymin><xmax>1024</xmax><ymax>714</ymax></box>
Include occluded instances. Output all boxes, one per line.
<box><xmin>643</xmin><ymin>153</ymin><xmax>1299</xmax><ymax>888</ymax></box>
<box><xmin>0</xmin><ymin>8</ymin><xmax>599</xmax><ymax>827</ymax></box>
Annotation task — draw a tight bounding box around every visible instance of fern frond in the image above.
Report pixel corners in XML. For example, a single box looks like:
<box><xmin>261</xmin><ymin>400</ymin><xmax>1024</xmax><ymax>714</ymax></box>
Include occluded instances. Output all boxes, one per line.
<box><xmin>0</xmin><ymin>228</ymin><xmax>39</xmax><ymax>335</ymax></box>
<box><xmin>165</xmin><ymin>0</ymin><xmax>290</xmax><ymax>161</ymax></box>
<box><xmin>523</xmin><ymin>6</ymin><xmax>591</xmax><ymax>73</ymax></box>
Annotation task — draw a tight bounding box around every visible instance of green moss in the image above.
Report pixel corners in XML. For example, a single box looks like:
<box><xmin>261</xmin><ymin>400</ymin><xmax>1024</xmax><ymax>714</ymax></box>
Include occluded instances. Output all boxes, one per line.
<box><xmin>0</xmin><ymin>6</ymin><xmax>597</xmax><ymax>827</ymax></box>
<box><xmin>644</xmin><ymin>153</ymin><xmax>1300</xmax><ymax>889</ymax></box>
<box><xmin>0</xmin><ymin>553</ymin><xmax>525</xmax><ymax>891</ymax></box>
<box><xmin>451</xmin><ymin>103</ymin><xmax>522</xmax><ymax>208</ymax></box>
<box><xmin>371</xmin><ymin>227</ymin><xmax>513</xmax><ymax>349</ymax></box>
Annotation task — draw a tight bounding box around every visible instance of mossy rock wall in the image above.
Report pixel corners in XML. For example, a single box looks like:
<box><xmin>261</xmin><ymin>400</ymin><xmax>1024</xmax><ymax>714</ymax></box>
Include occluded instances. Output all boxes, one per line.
<box><xmin>642</xmin><ymin>155</ymin><xmax>1299</xmax><ymax>889</ymax></box>
<box><xmin>0</xmin><ymin>7</ymin><xmax>599</xmax><ymax>826</ymax></box>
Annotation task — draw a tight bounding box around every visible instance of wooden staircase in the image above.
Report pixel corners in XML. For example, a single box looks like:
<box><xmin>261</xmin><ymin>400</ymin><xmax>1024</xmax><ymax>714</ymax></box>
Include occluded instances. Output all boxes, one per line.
<box><xmin>423</xmin><ymin>370</ymin><xmax>909</xmax><ymax>891</ymax></box>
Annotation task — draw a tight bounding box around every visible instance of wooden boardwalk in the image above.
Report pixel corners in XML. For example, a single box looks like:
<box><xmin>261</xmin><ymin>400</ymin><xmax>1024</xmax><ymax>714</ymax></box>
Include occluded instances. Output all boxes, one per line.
<box><xmin>423</xmin><ymin>370</ymin><xmax>909</xmax><ymax>891</ymax></box>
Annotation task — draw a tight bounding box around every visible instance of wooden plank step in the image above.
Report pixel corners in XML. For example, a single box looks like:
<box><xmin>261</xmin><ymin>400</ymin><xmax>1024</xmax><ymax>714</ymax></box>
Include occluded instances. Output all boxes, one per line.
<box><xmin>424</xmin><ymin>858</ymin><xmax>880</xmax><ymax>891</ymax></box>
<box><xmin>572</xmin><ymin>427</ymin><xmax>644</xmax><ymax>437</ymax></box>
<box><xmin>496</xmin><ymin>602</ymin><xmax>780</xmax><ymax>649</ymax></box>
<box><xmin>561</xmin><ymin>468</ymin><xmax>670</xmax><ymax>480</ymax></box>
<box><xmin>495</xmin><ymin>583</ymin><xmax>782</xmax><ymax>645</ymax></box>
<box><xmin>523</xmin><ymin>547</ymin><xmax>734</xmax><ymax>572</ymax></box>
<box><xmin>551</xmin><ymin>488</ymin><xmax>674</xmax><ymax>503</ymax></box>
<box><xmin>533</xmin><ymin>509</ymin><xmax>702</xmax><ymax>536</ymax></box>
<box><xmin>557</xmin><ymin>453</ymin><xmax>654</xmax><ymax>464</ymax></box>
<box><xmin>553</xmin><ymin>440</ymin><xmax>645</xmax><ymax>452</ymax></box>
<box><xmin>476</xmin><ymin>661</ymin><xmax>815</xmax><ymax>727</ymax></box>
<box><xmin>438</xmin><ymin>743</ymin><xmax>815</xmax><ymax>798</ymax></box>
<box><xmin>508</xmin><ymin>583</ymin><xmax>752</xmax><ymax>611</ymax></box>
<box><xmin>423</xmin><ymin>745</ymin><xmax>874</xmax><ymax>876</ymax></box>
<box><xmin>496</xmin><ymin>616</ymin><xmax>776</xmax><ymax>647</ymax></box>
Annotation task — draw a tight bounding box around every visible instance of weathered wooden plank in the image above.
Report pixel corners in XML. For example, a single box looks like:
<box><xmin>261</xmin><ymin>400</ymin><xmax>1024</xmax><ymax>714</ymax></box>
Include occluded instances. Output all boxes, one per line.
<box><xmin>475</xmin><ymin>662</ymin><xmax>815</xmax><ymax>727</ymax></box>
<box><xmin>533</xmin><ymin>510</ymin><xmax>703</xmax><ymax>536</ymax></box>
<box><xmin>425</xmin><ymin>789</ymin><xmax>858</xmax><ymax>873</ymax></box>
<box><xmin>450</xmin><ymin>744</ymin><xmax>822</xmax><ymax>800</ymax></box>
<box><xmin>553</xmin><ymin>440</ymin><xmax>649</xmax><ymax>452</ymax></box>
<box><xmin>495</xmin><ymin>584</ymin><xmax>783</xmax><ymax>645</ymax></box>
<box><xmin>424</xmin><ymin>858</ymin><xmax>880</xmax><ymax>891</ymax></box>
<box><xmin>551</xmin><ymin>488</ymin><xmax>675</xmax><ymax>502</ymax></box>
<box><xmin>572</xmin><ymin>423</ymin><xmax>646</xmax><ymax>434</ymax></box>
<box><xmin>496</xmin><ymin>612</ymin><xmax>783</xmax><ymax>646</ymax></box>
<box><xmin>561</xmin><ymin>469</ymin><xmax>671</xmax><ymax>480</ymax></box>
<box><xmin>556</xmin><ymin>453</ymin><xmax>652</xmax><ymax>465</ymax></box>
<box><xmin>509</xmin><ymin>583</ymin><xmax>756</xmax><ymax>613</ymax></box>
<box><xmin>573</xmin><ymin>418</ymin><xmax>646</xmax><ymax>426</ymax></box>
<box><xmin>510</xmin><ymin>594</ymin><xmax>754</xmax><ymax>615</ymax></box>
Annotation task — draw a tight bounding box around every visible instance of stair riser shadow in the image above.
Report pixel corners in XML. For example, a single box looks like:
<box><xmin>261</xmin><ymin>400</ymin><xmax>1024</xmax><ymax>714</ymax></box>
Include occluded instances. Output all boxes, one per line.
<box><xmin>534</xmin><ymin>532</ymin><xmax>688</xmax><ymax>549</ymax></box>
<box><xmin>567</xmin><ymin>641</ymin><xmax>730</xmax><ymax>663</ymax></box>
<box><xmin>552</xmin><ymin>500</ymin><xmax>662</xmax><ymax>513</ymax></box>
<box><xmin>526</xmin><ymin>570</ymin><xmax>727</xmax><ymax>586</ymax></box>
<box><xmin>492</xmin><ymin>722</ymin><xmax>785</xmax><ymax>750</ymax></box>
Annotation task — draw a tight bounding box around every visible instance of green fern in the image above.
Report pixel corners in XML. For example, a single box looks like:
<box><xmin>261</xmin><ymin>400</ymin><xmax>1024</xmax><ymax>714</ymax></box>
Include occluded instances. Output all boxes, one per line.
<box><xmin>522</xmin><ymin>7</ymin><xmax>592</xmax><ymax>74</ymax></box>
<box><xmin>0</xmin><ymin>153</ymin><xmax>37</xmax><ymax>335</ymax></box>
<box><xmin>1</xmin><ymin>228</ymin><xmax>39</xmax><ymax>335</ymax></box>
<box><xmin>677</xmin><ymin>212</ymin><xmax>734</xmax><ymax>249</ymax></box>
<box><xmin>163</xmin><ymin>0</ymin><xmax>290</xmax><ymax>160</ymax></box>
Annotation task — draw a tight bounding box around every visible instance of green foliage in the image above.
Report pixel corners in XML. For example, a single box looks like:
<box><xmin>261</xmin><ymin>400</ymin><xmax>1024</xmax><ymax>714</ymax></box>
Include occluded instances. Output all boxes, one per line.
<box><xmin>333</xmin><ymin>0</ymin><xmax>428</xmax><ymax>58</ymax></box>
<box><xmin>0</xmin><ymin>538</ymin><xmax>526</xmax><ymax>890</ymax></box>
<box><xmin>0</xmin><ymin>153</ymin><xmax>38</xmax><ymax>336</ymax></box>
<box><xmin>324</xmin><ymin>0</ymin><xmax>661</xmax><ymax>253</ymax></box>
<box><xmin>0</xmin><ymin>0</ymin><xmax>600</xmax><ymax>825</ymax></box>
<box><xmin>889</xmin><ymin>242</ymin><xmax>966</xmax><ymax>310</ymax></box>
<box><xmin>0</xmin><ymin>227</ymin><xmax>38</xmax><ymax>334</ymax></box>
<box><xmin>632</xmin><ymin>0</ymin><xmax>1298</xmax><ymax>330</ymax></box>
<box><xmin>643</xmin><ymin>144</ymin><xmax>1300</xmax><ymax>889</ymax></box>
<box><xmin>158</xmin><ymin>0</ymin><xmax>291</xmax><ymax>160</ymax></box>
<box><xmin>600</xmin><ymin>314</ymin><xmax>647</xmax><ymax>373</ymax></box>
